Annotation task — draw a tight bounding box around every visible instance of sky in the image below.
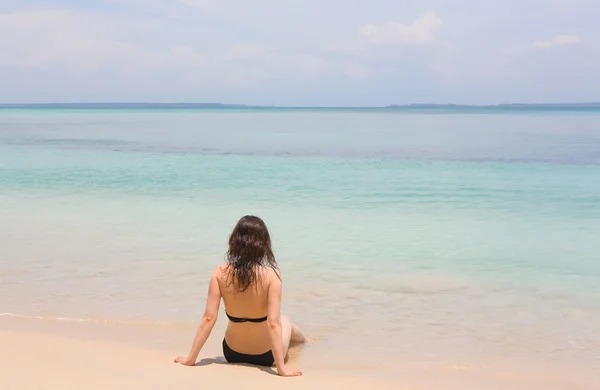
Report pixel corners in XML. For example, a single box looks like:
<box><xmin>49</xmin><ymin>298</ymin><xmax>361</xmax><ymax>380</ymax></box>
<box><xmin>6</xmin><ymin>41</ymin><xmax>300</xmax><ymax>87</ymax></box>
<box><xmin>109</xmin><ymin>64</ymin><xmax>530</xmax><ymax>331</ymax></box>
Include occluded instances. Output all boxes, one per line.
<box><xmin>0</xmin><ymin>0</ymin><xmax>599</xmax><ymax>106</ymax></box>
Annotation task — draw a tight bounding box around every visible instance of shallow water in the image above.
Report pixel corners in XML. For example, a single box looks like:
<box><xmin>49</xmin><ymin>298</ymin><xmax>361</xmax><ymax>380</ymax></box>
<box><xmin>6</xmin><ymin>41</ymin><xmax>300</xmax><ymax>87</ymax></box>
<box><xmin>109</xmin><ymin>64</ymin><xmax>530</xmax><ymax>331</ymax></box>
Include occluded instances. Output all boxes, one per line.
<box><xmin>1</xmin><ymin>109</ymin><xmax>600</xmax><ymax>385</ymax></box>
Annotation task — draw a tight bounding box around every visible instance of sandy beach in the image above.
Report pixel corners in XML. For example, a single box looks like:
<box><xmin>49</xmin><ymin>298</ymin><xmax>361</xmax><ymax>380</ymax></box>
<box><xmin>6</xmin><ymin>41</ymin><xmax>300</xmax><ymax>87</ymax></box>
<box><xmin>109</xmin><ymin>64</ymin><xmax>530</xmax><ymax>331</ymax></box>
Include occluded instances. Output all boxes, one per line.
<box><xmin>1</xmin><ymin>319</ymin><xmax>596</xmax><ymax>390</ymax></box>
<box><xmin>0</xmin><ymin>329</ymin><xmax>401</xmax><ymax>390</ymax></box>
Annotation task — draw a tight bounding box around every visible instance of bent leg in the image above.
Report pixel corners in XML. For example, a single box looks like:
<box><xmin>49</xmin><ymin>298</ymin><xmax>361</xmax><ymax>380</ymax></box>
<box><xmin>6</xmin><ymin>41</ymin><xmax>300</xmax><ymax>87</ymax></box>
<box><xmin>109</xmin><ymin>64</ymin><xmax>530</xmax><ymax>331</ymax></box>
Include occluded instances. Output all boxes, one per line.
<box><xmin>290</xmin><ymin>321</ymin><xmax>307</xmax><ymax>345</ymax></box>
<box><xmin>278</xmin><ymin>316</ymin><xmax>308</xmax><ymax>365</ymax></box>
<box><xmin>281</xmin><ymin>316</ymin><xmax>307</xmax><ymax>349</ymax></box>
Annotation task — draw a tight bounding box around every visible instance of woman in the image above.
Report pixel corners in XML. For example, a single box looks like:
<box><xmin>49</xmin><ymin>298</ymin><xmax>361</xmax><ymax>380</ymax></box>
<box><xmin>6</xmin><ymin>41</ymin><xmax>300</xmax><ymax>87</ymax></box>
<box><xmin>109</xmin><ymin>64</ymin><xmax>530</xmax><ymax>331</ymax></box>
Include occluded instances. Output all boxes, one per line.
<box><xmin>174</xmin><ymin>215</ymin><xmax>306</xmax><ymax>377</ymax></box>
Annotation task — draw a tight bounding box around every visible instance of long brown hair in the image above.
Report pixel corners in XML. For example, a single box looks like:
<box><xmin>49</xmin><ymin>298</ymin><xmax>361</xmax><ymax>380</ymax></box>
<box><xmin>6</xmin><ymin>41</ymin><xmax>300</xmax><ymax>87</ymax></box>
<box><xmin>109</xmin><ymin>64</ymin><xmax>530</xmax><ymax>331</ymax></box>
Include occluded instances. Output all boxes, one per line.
<box><xmin>226</xmin><ymin>215</ymin><xmax>278</xmax><ymax>292</ymax></box>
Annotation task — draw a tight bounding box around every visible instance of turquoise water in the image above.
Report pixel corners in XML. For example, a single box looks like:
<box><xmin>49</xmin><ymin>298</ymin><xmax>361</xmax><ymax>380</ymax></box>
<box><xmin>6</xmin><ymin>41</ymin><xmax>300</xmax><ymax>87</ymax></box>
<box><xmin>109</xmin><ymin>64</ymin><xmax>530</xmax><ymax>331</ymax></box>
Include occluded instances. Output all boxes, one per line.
<box><xmin>1</xmin><ymin>109</ymin><xmax>600</xmax><ymax>383</ymax></box>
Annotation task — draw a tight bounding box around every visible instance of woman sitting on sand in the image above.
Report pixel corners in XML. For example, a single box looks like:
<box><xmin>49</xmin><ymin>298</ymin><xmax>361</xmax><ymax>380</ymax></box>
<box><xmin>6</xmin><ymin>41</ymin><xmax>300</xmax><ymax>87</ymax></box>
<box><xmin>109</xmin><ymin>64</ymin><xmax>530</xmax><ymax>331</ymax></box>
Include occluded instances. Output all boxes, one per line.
<box><xmin>174</xmin><ymin>215</ymin><xmax>306</xmax><ymax>377</ymax></box>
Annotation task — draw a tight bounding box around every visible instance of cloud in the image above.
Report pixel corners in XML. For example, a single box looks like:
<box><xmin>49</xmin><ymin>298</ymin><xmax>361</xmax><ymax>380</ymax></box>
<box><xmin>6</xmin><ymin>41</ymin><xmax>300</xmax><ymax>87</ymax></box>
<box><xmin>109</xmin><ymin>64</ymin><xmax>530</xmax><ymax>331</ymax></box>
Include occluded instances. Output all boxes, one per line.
<box><xmin>358</xmin><ymin>12</ymin><xmax>442</xmax><ymax>45</ymax></box>
<box><xmin>0</xmin><ymin>7</ymin><xmax>341</xmax><ymax>102</ymax></box>
<box><xmin>504</xmin><ymin>34</ymin><xmax>582</xmax><ymax>55</ymax></box>
<box><xmin>534</xmin><ymin>34</ymin><xmax>580</xmax><ymax>49</ymax></box>
<box><xmin>0</xmin><ymin>9</ymin><xmax>203</xmax><ymax>78</ymax></box>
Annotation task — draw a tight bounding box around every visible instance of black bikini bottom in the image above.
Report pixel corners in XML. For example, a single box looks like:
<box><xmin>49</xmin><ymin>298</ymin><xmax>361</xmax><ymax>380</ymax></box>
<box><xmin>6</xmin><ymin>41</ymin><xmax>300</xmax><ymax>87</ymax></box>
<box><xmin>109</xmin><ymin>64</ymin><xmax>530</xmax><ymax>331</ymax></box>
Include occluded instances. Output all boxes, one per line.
<box><xmin>222</xmin><ymin>339</ymin><xmax>275</xmax><ymax>367</ymax></box>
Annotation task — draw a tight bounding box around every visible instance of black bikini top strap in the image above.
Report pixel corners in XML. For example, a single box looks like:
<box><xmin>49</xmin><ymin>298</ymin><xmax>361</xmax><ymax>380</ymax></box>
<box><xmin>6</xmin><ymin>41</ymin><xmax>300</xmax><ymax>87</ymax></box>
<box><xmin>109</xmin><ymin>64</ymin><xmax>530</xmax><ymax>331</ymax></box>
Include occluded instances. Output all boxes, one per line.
<box><xmin>226</xmin><ymin>311</ymin><xmax>268</xmax><ymax>323</ymax></box>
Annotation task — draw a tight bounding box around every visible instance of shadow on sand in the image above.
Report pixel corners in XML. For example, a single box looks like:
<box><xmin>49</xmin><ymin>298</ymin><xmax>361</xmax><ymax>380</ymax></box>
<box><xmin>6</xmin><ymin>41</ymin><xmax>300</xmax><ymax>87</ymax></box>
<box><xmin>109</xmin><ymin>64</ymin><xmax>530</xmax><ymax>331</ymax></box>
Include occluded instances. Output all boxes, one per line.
<box><xmin>194</xmin><ymin>357</ymin><xmax>278</xmax><ymax>376</ymax></box>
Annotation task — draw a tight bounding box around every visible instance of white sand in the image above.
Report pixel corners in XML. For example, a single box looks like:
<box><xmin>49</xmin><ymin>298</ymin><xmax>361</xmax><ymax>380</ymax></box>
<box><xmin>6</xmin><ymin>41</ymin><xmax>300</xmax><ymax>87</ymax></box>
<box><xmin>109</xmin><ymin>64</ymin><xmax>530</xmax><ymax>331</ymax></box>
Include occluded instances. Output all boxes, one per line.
<box><xmin>0</xmin><ymin>330</ymin><xmax>403</xmax><ymax>390</ymax></box>
<box><xmin>0</xmin><ymin>324</ymin><xmax>595</xmax><ymax>390</ymax></box>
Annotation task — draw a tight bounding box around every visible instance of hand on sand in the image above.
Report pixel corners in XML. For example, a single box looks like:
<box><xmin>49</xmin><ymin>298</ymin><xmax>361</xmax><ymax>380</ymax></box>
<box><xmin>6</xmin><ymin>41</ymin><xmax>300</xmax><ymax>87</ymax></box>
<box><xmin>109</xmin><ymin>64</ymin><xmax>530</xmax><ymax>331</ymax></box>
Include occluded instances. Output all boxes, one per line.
<box><xmin>174</xmin><ymin>356</ymin><xmax>196</xmax><ymax>366</ymax></box>
<box><xmin>277</xmin><ymin>367</ymin><xmax>303</xmax><ymax>377</ymax></box>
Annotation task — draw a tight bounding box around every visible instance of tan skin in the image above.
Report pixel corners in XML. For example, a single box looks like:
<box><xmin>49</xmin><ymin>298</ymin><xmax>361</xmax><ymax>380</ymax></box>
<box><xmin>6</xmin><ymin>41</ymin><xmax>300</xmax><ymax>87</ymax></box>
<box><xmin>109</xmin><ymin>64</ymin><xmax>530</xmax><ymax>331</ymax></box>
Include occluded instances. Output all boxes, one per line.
<box><xmin>174</xmin><ymin>265</ymin><xmax>306</xmax><ymax>376</ymax></box>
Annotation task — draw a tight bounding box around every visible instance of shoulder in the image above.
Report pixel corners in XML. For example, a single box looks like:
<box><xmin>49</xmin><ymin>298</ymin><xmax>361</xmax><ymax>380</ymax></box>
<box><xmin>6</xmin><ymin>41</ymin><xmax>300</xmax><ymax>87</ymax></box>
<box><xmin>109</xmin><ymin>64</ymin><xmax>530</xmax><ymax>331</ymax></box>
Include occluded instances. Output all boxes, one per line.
<box><xmin>213</xmin><ymin>264</ymin><xmax>228</xmax><ymax>279</ymax></box>
<box><xmin>264</xmin><ymin>267</ymin><xmax>281</xmax><ymax>284</ymax></box>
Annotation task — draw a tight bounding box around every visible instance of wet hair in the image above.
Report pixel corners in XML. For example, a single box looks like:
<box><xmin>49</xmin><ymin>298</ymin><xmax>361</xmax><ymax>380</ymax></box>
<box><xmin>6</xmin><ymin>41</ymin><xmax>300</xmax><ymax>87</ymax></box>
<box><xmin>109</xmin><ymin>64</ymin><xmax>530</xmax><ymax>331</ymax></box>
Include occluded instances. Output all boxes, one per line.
<box><xmin>226</xmin><ymin>215</ymin><xmax>278</xmax><ymax>292</ymax></box>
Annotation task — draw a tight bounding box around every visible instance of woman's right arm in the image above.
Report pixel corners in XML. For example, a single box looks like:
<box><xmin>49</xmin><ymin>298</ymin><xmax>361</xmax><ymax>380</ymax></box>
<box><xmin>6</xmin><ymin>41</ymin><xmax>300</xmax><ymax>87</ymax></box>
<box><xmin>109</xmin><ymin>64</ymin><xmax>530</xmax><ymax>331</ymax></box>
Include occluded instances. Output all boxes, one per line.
<box><xmin>266</xmin><ymin>272</ymin><xmax>302</xmax><ymax>377</ymax></box>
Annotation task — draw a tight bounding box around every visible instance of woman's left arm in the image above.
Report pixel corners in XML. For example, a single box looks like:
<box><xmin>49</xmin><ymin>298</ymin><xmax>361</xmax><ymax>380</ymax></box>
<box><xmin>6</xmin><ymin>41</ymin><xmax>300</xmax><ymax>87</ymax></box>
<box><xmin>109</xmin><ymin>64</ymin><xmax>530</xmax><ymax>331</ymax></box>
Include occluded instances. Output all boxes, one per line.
<box><xmin>174</xmin><ymin>266</ymin><xmax>222</xmax><ymax>366</ymax></box>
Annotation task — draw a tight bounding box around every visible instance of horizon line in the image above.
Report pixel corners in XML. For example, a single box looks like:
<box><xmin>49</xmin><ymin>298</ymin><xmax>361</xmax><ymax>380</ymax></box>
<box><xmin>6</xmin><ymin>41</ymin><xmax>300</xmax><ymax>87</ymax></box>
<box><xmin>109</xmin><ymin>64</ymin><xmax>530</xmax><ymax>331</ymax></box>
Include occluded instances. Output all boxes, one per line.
<box><xmin>2</xmin><ymin>101</ymin><xmax>600</xmax><ymax>108</ymax></box>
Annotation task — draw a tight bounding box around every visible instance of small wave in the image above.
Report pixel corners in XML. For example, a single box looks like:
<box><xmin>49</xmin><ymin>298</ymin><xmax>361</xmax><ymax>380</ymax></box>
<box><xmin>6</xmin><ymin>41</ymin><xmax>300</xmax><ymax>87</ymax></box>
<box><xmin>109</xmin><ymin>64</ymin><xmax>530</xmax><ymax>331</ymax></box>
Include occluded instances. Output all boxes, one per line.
<box><xmin>359</xmin><ymin>275</ymin><xmax>470</xmax><ymax>295</ymax></box>
<box><xmin>0</xmin><ymin>312</ymin><xmax>198</xmax><ymax>327</ymax></box>
<box><xmin>0</xmin><ymin>312</ymin><xmax>89</xmax><ymax>322</ymax></box>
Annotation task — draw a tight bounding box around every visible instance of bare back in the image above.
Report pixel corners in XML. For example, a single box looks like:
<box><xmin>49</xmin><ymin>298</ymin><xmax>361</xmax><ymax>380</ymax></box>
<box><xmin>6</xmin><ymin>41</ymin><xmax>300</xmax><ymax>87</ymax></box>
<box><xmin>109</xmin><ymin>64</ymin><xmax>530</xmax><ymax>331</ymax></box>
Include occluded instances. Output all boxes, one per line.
<box><xmin>217</xmin><ymin>264</ymin><xmax>280</xmax><ymax>355</ymax></box>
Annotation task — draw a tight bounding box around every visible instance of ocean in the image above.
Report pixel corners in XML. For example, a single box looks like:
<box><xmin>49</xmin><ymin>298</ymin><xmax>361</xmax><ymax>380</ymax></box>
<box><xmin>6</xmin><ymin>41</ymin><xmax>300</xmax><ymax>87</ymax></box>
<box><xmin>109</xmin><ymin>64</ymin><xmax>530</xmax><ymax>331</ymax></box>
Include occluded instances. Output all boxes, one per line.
<box><xmin>1</xmin><ymin>108</ymin><xmax>599</xmax><ymax>386</ymax></box>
